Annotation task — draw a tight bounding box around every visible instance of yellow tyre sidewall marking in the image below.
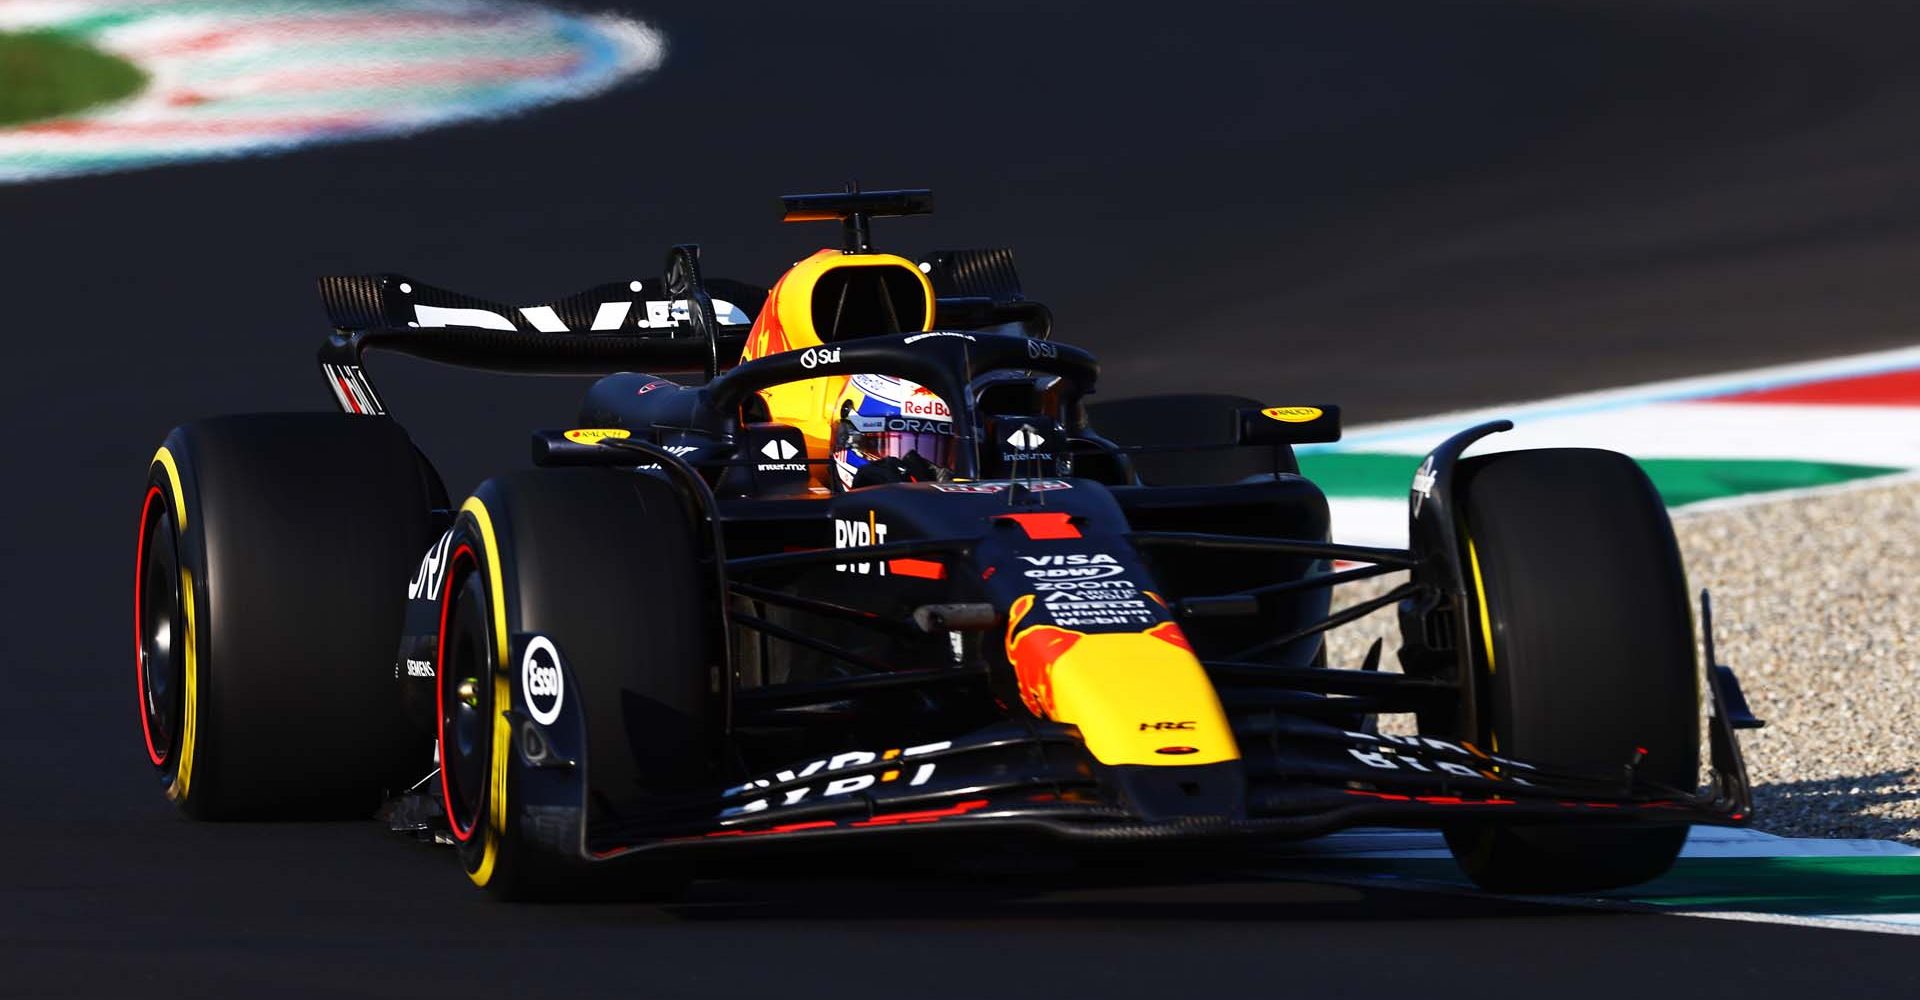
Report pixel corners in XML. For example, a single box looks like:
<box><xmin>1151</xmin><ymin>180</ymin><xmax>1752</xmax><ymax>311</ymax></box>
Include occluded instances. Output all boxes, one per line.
<box><xmin>152</xmin><ymin>447</ymin><xmax>187</xmax><ymax>531</ymax></box>
<box><xmin>153</xmin><ymin>448</ymin><xmax>197</xmax><ymax>803</ymax></box>
<box><xmin>460</xmin><ymin>496</ymin><xmax>512</xmax><ymax>888</ymax></box>
<box><xmin>1457</xmin><ymin>534</ymin><xmax>1504</xmax><ymax>864</ymax></box>
<box><xmin>1465</xmin><ymin>535</ymin><xmax>1501</xmax><ymax>759</ymax></box>
<box><xmin>166</xmin><ymin>566</ymin><xmax>199</xmax><ymax>803</ymax></box>
<box><xmin>1466</xmin><ymin>537</ymin><xmax>1496</xmax><ymax>676</ymax></box>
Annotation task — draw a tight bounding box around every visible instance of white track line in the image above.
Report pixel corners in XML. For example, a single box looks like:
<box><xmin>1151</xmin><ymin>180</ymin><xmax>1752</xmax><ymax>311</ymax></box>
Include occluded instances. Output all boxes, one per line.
<box><xmin>1310</xmin><ymin>343</ymin><xmax>1920</xmax><ymax>453</ymax></box>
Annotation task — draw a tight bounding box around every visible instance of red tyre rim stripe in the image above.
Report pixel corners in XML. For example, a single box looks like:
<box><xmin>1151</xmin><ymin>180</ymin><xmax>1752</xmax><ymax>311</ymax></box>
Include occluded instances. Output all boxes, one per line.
<box><xmin>134</xmin><ymin>485</ymin><xmax>168</xmax><ymax>768</ymax></box>
<box><xmin>436</xmin><ymin>543</ymin><xmax>482</xmax><ymax>843</ymax></box>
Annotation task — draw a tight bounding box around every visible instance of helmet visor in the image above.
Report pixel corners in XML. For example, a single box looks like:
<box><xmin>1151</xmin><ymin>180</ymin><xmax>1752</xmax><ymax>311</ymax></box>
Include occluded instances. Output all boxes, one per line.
<box><xmin>843</xmin><ymin>414</ymin><xmax>956</xmax><ymax>469</ymax></box>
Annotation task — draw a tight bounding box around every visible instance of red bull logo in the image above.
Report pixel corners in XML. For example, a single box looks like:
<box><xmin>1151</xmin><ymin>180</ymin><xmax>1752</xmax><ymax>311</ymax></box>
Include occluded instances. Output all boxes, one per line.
<box><xmin>902</xmin><ymin>385</ymin><xmax>951</xmax><ymax>419</ymax></box>
<box><xmin>1006</xmin><ymin>594</ymin><xmax>1076</xmax><ymax>716</ymax></box>
<box><xmin>1002</xmin><ymin>593</ymin><xmax>1238</xmax><ymax>766</ymax></box>
<box><xmin>1004</xmin><ymin>595</ymin><xmax>1195</xmax><ymax>718</ymax></box>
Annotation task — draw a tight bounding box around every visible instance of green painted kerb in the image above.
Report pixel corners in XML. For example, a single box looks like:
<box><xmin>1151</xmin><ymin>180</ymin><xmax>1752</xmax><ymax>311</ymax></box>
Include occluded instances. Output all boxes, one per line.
<box><xmin>1616</xmin><ymin>857</ymin><xmax>1920</xmax><ymax>916</ymax></box>
<box><xmin>1299</xmin><ymin>452</ymin><xmax>1902</xmax><ymax>508</ymax></box>
<box><xmin>0</xmin><ymin>31</ymin><xmax>147</xmax><ymax>128</ymax></box>
<box><xmin>1276</xmin><ymin>854</ymin><xmax>1920</xmax><ymax>918</ymax></box>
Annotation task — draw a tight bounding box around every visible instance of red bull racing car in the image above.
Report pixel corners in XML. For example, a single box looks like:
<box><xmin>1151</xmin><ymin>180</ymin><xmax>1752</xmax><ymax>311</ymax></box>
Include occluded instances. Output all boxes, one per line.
<box><xmin>134</xmin><ymin>188</ymin><xmax>1762</xmax><ymax>899</ymax></box>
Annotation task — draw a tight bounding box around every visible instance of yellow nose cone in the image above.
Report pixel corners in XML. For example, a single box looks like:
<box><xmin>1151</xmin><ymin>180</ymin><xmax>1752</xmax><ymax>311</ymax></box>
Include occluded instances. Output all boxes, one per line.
<box><xmin>1045</xmin><ymin>629</ymin><xmax>1239</xmax><ymax>766</ymax></box>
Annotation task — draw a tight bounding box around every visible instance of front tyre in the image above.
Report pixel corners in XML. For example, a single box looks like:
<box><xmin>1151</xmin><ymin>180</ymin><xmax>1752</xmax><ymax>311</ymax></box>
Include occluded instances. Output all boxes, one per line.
<box><xmin>1442</xmin><ymin>448</ymin><xmax>1698</xmax><ymax>893</ymax></box>
<box><xmin>437</xmin><ymin>469</ymin><xmax>713</xmax><ymax>900</ymax></box>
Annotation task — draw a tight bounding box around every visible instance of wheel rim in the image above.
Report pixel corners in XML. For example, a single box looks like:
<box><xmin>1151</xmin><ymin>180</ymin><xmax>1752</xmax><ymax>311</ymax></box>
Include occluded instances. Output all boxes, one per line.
<box><xmin>439</xmin><ymin>564</ymin><xmax>492</xmax><ymax>841</ymax></box>
<box><xmin>136</xmin><ymin>487</ymin><xmax>184</xmax><ymax>771</ymax></box>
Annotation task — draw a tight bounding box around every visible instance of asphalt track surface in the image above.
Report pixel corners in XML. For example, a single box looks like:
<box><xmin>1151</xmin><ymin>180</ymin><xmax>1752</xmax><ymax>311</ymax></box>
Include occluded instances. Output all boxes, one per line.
<box><xmin>7</xmin><ymin>1</ymin><xmax>1920</xmax><ymax>995</ymax></box>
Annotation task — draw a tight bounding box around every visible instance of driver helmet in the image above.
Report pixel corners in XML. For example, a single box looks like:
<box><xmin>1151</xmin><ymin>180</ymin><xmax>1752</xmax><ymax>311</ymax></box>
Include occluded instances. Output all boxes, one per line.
<box><xmin>831</xmin><ymin>374</ymin><xmax>957</xmax><ymax>490</ymax></box>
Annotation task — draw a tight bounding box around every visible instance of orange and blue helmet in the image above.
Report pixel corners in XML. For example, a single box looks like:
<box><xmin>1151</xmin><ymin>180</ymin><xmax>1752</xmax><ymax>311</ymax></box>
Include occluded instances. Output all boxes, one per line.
<box><xmin>831</xmin><ymin>374</ymin><xmax>956</xmax><ymax>490</ymax></box>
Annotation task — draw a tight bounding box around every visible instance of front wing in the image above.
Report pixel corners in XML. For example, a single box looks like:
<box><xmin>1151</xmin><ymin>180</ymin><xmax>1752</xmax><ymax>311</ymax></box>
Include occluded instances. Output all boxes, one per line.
<box><xmin>482</xmin><ymin>630</ymin><xmax>1751</xmax><ymax>864</ymax></box>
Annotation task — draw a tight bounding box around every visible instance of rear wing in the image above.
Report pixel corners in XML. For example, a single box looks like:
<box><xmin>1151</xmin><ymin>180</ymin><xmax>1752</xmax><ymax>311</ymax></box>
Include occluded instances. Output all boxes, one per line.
<box><xmin>313</xmin><ymin>197</ymin><xmax>1055</xmax><ymax>417</ymax></box>
<box><xmin>317</xmin><ymin>272</ymin><xmax>765</xmax><ymax>336</ymax></box>
<box><xmin>314</xmin><ymin>245</ymin><xmax>765</xmax><ymax>416</ymax></box>
<box><xmin>922</xmin><ymin>247</ymin><xmax>1052</xmax><ymax>340</ymax></box>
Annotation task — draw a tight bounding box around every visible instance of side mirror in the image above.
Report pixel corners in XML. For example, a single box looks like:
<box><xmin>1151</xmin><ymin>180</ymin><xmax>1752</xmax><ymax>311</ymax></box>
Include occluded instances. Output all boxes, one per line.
<box><xmin>980</xmin><ymin>415</ymin><xmax>1070</xmax><ymax>479</ymax></box>
<box><xmin>1237</xmin><ymin>405</ymin><xmax>1341</xmax><ymax>445</ymax></box>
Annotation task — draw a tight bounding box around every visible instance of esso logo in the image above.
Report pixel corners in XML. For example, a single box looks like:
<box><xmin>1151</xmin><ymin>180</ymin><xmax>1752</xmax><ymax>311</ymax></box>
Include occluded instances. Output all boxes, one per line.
<box><xmin>800</xmin><ymin>346</ymin><xmax>841</xmax><ymax>369</ymax></box>
<box><xmin>521</xmin><ymin>636</ymin><xmax>565</xmax><ymax>726</ymax></box>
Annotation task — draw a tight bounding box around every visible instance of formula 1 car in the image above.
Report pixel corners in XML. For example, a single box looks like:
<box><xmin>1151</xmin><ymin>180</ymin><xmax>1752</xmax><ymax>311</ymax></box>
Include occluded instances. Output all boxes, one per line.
<box><xmin>134</xmin><ymin>188</ymin><xmax>1761</xmax><ymax>899</ymax></box>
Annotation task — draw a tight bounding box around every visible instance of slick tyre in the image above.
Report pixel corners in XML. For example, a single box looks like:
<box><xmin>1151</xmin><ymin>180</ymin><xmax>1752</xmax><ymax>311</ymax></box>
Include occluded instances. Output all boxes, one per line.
<box><xmin>1087</xmin><ymin>393</ymin><xmax>1298</xmax><ymax>484</ymax></box>
<box><xmin>136</xmin><ymin>414</ymin><xmax>438</xmax><ymax>819</ymax></box>
<box><xmin>437</xmin><ymin>469</ymin><xmax>712</xmax><ymax>901</ymax></box>
<box><xmin>1443</xmin><ymin>448</ymin><xmax>1698</xmax><ymax>893</ymax></box>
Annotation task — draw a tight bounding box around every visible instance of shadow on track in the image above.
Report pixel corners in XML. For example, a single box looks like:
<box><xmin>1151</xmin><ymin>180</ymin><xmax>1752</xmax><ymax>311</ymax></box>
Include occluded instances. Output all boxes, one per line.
<box><xmin>1754</xmin><ymin>768</ymin><xmax>1920</xmax><ymax>843</ymax></box>
<box><xmin>611</xmin><ymin>841</ymin><xmax>1544</xmax><ymax>923</ymax></box>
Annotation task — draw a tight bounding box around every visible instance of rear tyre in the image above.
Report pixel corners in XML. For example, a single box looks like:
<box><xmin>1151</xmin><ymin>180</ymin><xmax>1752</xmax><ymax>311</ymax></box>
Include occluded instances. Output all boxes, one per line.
<box><xmin>1086</xmin><ymin>393</ymin><xmax>1298</xmax><ymax>485</ymax></box>
<box><xmin>136</xmin><ymin>414</ymin><xmax>437</xmax><ymax>818</ymax></box>
<box><xmin>1442</xmin><ymin>448</ymin><xmax>1698</xmax><ymax>892</ymax></box>
<box><xmin>438</xmin><ymin>469</ymin><xmax>712</xmax><ymax>900</ymax></box>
